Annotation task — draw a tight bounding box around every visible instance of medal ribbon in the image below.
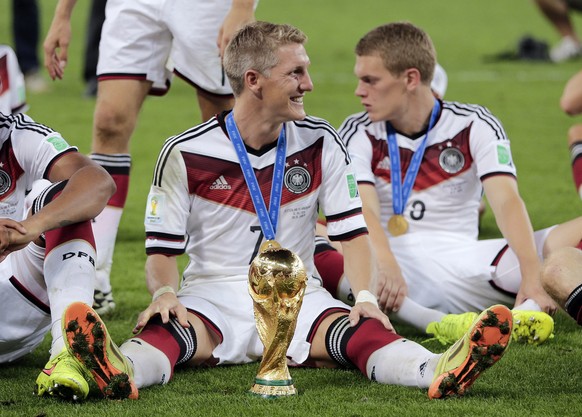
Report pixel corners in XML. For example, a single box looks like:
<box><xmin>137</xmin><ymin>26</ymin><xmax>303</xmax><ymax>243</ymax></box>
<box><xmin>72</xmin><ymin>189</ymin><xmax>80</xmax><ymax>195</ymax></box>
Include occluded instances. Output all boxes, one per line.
<box><xmin>226</xmin><ymin>112</ymin><xmax>286</xmax><ymax>241</ymax></box>
<box><xmin>386</xmin><ymin>98</ymin><xmax>440</xmax><ymax>216</ymax></box>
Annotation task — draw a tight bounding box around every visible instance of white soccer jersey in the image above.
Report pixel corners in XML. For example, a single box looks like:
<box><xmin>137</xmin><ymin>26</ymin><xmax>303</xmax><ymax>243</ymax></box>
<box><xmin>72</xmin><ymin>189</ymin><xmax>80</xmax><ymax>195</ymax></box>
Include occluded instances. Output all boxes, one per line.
<box><xmin>0</xmin><ymin>45</ymin><xmax>27</xmax><ymax>114</ymax></box>
<box><xmin>145</xmin><ymin>112</ymin><xmax>367</xmax><ymax>284</ymax></box>
<box><xmin>0</xmin><ymin>113</ymin><xmax>77</xmax><ymax>220</ymax></box>
<box><xmin>340</xmin><ymin>100</ymin><xmax>516</xmax><ymax>242</ymax></box>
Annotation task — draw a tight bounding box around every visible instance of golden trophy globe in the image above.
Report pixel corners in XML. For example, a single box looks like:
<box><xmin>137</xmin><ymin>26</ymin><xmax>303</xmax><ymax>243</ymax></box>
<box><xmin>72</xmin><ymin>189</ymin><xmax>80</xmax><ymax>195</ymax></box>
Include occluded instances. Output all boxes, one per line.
<box><xmin>248</xmin><ymin>240</ymin><xmax>307</xmax><ymax>398</ymax></box>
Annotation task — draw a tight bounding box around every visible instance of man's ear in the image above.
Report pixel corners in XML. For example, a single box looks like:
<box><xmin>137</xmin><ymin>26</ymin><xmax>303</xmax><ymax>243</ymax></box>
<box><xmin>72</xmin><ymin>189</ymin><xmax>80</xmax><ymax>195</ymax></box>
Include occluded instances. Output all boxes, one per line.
<box><xmin>245</xmin><ymin>69</ymin><xmax>262</xmax><ymax>94</ymax></box>
<box><xmin>403</xmin><ymin>68</ymin><xmax>422</xmax><ymax>91</ymax></box>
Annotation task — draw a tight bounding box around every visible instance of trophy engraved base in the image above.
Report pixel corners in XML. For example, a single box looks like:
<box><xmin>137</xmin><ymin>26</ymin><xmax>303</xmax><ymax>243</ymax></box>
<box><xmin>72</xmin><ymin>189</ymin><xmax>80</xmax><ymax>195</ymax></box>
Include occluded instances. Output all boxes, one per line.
<box><xmin>249</xmin><ymin>378</ymin><xmax>297</xmax><ymax>398</ymax></box>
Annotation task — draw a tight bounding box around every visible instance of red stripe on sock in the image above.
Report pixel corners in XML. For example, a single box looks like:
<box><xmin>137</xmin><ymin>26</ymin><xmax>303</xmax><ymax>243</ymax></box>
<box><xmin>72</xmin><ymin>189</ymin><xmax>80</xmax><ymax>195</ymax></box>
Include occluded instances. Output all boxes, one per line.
<box><xmin>314</xmin><ymin>248</ymin><xmax>345</xmax><ymax>297</ymax></box>
<box><xmin>108</xmin><ymin>174</ymin><xmax>130</xmax><ymax>208</ymax></box>
<box><xmin>346</xmin><ymin>319</ymin><xmax>402</xmax><ymax>375</ymax></box>
<box><xmin>45</xmin><ymin>221</ymin><xmax>96</xmax><ymax>253</ymax></box>
<box><xmin>137</xmin><ymin>325</ymin><xmax>181</xmax><ymax>369</ymax></box>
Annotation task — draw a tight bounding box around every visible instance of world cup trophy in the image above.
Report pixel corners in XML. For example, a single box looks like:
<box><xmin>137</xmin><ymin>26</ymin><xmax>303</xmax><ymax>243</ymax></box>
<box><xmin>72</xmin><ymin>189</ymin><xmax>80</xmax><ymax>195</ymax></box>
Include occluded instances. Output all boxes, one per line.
<box><xmin>248</xmin><ymin>240</ymin><xmax>307</xmax><ymax>397</ymax></box>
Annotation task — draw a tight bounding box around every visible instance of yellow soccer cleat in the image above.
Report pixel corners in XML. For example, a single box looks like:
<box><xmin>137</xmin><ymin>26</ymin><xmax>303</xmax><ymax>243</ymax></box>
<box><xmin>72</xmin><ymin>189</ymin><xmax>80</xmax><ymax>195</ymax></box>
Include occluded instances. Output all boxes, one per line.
<box><xmin>428</xmin><ymin>304</ymin><xmax>512</xmax><ymax>399</ymax></box>
<box><xmin>62</xmin><ymin>301</ymin><xmax>138</xmax><ymax>400</ymax></box>
<box><xmin>511</xmin><ymin>310</ymin><xmax>555</xmax><ymax>345</ymax></box>
<box><xmin>426</xmin><ymin>312</ymin><xmax>479</xmax><ymax>345</ymax></box>
<box><xmin>35</xmin><ymin>348</ymin><xmax>94</xmax><ymax>401</ymax></box>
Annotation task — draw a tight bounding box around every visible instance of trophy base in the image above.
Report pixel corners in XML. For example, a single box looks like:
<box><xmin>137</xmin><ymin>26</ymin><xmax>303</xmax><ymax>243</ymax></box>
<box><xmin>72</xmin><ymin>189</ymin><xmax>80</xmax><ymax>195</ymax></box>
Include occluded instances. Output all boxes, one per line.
<box><xmin>249</xmin><ymin>378</ymin><xmax>297</xmax><ymax>398</ymax></box>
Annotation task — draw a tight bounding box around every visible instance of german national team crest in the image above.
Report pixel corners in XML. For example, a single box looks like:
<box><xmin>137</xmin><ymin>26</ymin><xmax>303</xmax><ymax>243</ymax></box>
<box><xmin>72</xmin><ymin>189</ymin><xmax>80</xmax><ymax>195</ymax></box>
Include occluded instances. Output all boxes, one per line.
<box><xmin>0</xmin><ymin>169</ymin><xmax>11</xmax><ymax>195</ymax></box>
<box><xmin>284</xmin><ymin>165</ymin><xmax>311</xmax><ymax>194</ymax></box>
<box><xmin>438</xmin><ymin>146</ymin><xmax>465</xmax><ymax>174</ymax></box>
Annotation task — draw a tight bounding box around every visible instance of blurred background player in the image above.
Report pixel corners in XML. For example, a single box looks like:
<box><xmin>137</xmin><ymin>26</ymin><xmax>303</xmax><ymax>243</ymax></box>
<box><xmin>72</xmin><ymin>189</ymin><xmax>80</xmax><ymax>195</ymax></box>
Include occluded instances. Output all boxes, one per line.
<box><xmin>532</xmin><ymin>0</ymin><xmax>582</xmax><ymax>62</ymax></box>
<box><xmin>430</xmin><ymin>63</ymin><xmax>447</xmax><ymax>99</ymax></box>
<box><xmin>560</xmin><ymin>68</ymin><xmax>582</xmax><ymax>198</ymax></box>
<box><xmin>0</xmin><ymin>112</ymin><xmax>115</xmax><ymax>401</ymax></box>
<box><xmin>43</xmin><ymin>0</ymin><xmax>258</xmax><ymax>314</ymax></box>
<box><xmin>0</xmin><ymin>44</ymin><xmax>28</xmax><ymax>114</ymax></box>
<box><xmin>82</xmin><ymin>0</ymin><xmax>106</xmax><ymax>98</ymax></box>
<box><xmin>11</xmin><ymin>0</ymin><xmax>49</xmax><ymax>93</ymax></box>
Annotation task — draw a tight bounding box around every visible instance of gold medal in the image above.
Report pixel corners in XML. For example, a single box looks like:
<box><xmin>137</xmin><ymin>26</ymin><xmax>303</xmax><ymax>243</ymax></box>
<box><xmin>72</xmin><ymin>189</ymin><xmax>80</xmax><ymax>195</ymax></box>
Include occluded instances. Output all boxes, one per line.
<box><xmin>259</xmin><ymin>240</ymin><xmax>282</xmax><ymax>253</ymax></box>
<box><xmin>388</xmin><ymin>215</ymin><xmax>408</xmax><ymax>236</ymax></box>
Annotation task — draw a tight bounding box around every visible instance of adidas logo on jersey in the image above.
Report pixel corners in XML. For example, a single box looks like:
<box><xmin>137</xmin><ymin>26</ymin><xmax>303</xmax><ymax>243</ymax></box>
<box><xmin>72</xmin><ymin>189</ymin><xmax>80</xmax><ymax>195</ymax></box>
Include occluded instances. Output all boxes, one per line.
<box><xmin>210</xmin><ymin>175</ymin><xmax>231</xmax><ymax>190</ymax></box>
<box><xmin>377</xmin><ymin>157</ymin><xmax>391</xmax><ymax>170</ymax></box>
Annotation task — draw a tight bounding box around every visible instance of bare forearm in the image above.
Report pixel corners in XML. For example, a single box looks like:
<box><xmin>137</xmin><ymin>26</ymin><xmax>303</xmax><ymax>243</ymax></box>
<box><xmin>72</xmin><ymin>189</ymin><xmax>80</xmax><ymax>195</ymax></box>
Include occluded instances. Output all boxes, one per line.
<box><xmin>26</xmin><ymin>165</ymin><xmax>114</xmax><ymax>234</ymax></box>
<box><xmin>145</xmin><ymin>254</ymin><xmax>181</xmax><ymax>296</ymax></box>
<box><xmin>232</xmin><ymin>0</ymin><xmax>255</xmax><ymax>9</ymax></box>
<box><xmin>495</xmin><ymin>196</ymin><xmax>541</xmax><ymax>279</ymax></box>
<box><xmin>52</xmin><ymin>0</ymin><xmax>77</xmax><ymax>19</ymax></box>
<box><xmin>341</xmin><ymin>235</ymin><xmax>374</xmax><ymax>295</ymax></box>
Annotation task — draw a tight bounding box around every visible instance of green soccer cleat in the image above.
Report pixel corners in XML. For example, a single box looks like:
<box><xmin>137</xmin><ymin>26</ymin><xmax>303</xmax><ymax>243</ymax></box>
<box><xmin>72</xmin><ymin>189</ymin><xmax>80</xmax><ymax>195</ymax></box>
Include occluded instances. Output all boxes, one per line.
<box><xmin>428</xmin><ymin>304</ymin><xmax>512</xmax><ymax>399</ymax></box>
<box><xmin>511</xmin><ymin>310</ymin><xmax>554</xmax><ymax>345</ymax></box>
<box><xmin>35</xmin><ymin>348</ymin><xmax>94</xmax><ymax>401</ymax></box>
<box><xmin>62</xmin><ymin>301</ymin><xmax>138</xmax><ymax>400</ymax></box>
<box><xmin>426</xmin><ymin>311</ymin><xmax>479</xmax><ymax>345</ymax></box>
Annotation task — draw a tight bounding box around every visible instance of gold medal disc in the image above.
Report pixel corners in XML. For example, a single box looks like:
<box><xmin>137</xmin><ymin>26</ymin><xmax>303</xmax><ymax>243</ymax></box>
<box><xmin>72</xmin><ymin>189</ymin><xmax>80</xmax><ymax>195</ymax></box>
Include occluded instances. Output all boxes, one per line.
<box><xmin>387</xmin><ymin>215</ymin><xmax>408</xmax><ymax>236</ymax></box>
<box><xmin>259</xmin><ymin>240</ymin><xmax>282</xmax><ymax>253</ymax></box>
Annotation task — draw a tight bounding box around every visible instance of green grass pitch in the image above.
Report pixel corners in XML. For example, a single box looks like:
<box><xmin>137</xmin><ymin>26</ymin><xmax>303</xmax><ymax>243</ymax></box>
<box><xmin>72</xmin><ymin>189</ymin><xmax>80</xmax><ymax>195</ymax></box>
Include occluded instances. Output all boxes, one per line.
<box><xmin>1</xmin><ymin>1</ymin><xmax>582</xmax><ymax>416</ymax></box>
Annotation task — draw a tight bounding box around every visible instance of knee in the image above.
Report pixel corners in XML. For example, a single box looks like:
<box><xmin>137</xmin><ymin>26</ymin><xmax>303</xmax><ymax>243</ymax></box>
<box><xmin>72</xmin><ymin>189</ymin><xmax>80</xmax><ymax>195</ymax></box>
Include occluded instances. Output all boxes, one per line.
<box><xmin>541</xmin><ymin>247</ymin><xmax>582</xmax><ymax>306</ymax></box>
<box><xmin>93</xmin><ymin>103</ymin><xmax>134</xmax><ymax>151</ymax></box>
<box><xmin>540</xmin><ymin>253</ymin><xmax>564</xmax><ymax>292</ymax></box>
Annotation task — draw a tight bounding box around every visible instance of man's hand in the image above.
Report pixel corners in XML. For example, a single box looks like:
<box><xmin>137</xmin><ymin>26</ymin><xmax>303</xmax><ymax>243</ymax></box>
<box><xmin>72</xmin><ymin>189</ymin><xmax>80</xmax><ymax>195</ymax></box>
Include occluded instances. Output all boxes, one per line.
<box><xmin>375</xmin><ymin>259</ymin><xmax>408</xmax><ymax>313</ymax></box>
<box><xmin>216</xmin><ymin>0</ymin><xmax>255</xmax><ymax>58</ymax></box>
<box><xmin>349</xmin><ymin>301</ymin><xmax>395</xmax><ymax>332</ymax></box>
<box><xmin>0</xmin><ymin>219</ymin><xmax>28</xmax><ymax>262</ymax></box>
<box><xmin>43</xmin><ymin>15</ymin><xmax>71</xmax><ymax>80</ymax></box>
<box><xmin>133</xmin><ymin>292</ymin><xmax>190</xmax><ymax>334</ymax></box>
<box><xmin>516</xmin><ymin>280</ymin><xmax>558</xmax><ymax>316</ymax></box>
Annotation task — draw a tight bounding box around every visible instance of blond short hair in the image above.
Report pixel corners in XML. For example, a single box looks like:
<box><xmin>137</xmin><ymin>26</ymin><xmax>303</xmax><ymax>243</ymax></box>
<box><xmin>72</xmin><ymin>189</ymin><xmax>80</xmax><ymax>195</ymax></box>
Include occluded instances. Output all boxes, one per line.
<box><xmin>223</xmin><ymin>21</ymin><xmax>307</xmax><ymax>96</ymax></box>
<box><xmin>356</xmin><ymin>22</ymin><xmax>436</xmax><ymax>86</ymax></box>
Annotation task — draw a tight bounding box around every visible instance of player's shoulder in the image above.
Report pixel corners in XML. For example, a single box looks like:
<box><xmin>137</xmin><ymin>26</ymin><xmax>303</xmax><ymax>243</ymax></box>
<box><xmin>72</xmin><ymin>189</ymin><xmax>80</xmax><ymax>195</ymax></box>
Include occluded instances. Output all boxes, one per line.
<box><xmin>0</xmin><ymin>112</ymin><xmax>54</xmax><ymax>139</ymax></box>
<box><xmin>338</xmin><ymin>111</ymin><xmax>376</xmax><ymax>145</ymax></box>
<box><xmin>291</xmin><ymin>115</ymin><xmax>339</xmax><ymax>137</ymax></box>
<box><xmin>442</xmin><ymin>100</ymin><xmax>500</xmax><ymax>123</ymax></box>
<box><xmin>161</xmin><ymin>116</ymin><xmax>222</xmax><ymax>152</ymax></box>
<box><xmin>442</xmin><ymin>100</ymin><xmax>506</xmax><ymax>139</ymax></box>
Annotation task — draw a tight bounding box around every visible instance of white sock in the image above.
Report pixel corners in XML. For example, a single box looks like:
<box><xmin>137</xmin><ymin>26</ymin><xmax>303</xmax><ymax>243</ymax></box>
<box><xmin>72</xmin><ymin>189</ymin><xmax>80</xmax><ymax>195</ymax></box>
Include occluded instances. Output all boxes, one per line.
<box><xmin>50</xmin><ymin>319</ymin><xmax>65</xmax><ymax>358</ymax></box>
<box><xmin>365</xmin><ymin>339</ymin><xmax>440</xmax><ymax>388</ymax></box>
<box><xmin>45</xmin><ymin>240</ymin><xmax>95</xmax><ymax>354</ymax></box>
<box><xmin>513</xmin><ymin>299</ymin><xmax>541</xmax><ymax>311</ymax></box>
<box><xmin>92</xmin><ymin>206</ymin><xmax>123</xmax><ymax>293</ymax></box>
<box><xmin>337</xmin><ymin>275</ymin><xmax>355</xmax><ymax>305</ymax></box>
<box><xmin>120</xmin><ymin>338</ymin><xmax>172</xmax><ymax>388</ymax></box>
<box><xmin>393</xmin><ymin>297</ymin><xmax>446</xmax><ymax>331</ymax></box>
